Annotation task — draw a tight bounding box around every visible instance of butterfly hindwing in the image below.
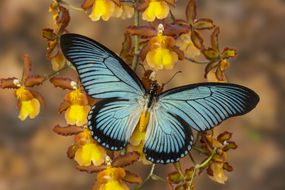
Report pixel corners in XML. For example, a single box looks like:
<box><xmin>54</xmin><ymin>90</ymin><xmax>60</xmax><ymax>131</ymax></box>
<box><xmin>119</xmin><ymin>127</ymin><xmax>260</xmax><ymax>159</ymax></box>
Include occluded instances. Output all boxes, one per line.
<box><xmin>60</xmin><ymin>33</ymin><xmax>145</xmax><ymax>99</ymax></box>
<box><xmin>159</xmin><ymin>83</ymin><xmax>259</xmax><ymax>132</ymax></box>
<box><xmin>88</xmin><ymin>98</ymin><xmax>144</xmax><ymax>150</ymax></box>
<box><xmin>143</xmin><ymin>108</ymin><xmax>193</xmax><ymax>164</ymax></box>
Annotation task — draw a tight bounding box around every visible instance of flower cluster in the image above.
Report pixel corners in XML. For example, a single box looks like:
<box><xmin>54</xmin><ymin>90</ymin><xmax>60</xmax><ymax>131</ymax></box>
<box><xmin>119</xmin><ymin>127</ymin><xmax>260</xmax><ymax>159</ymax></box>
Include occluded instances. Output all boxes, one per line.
<box><xmin>201</xmin><ymin>131</ymin><xmax>237</xmax><ymax>184</ymax></box>
<box><xmin>50</xmin><ymin>77</ymin><xmax>106</xmax><ymax>166</ymax></box>
<box><xmin>3</xmin><ymin>0</ymin><xmax>244</xmax><ymax>190</ymax></box>
<box><xmin>202</xmin><ymin>28</ymin><xmax>237</xmax><ymax>82</ymax></box>
<box><xmin>167</xmin><ymin>131</ymin><xmax>237</xmax><ymax>189</ymax></box>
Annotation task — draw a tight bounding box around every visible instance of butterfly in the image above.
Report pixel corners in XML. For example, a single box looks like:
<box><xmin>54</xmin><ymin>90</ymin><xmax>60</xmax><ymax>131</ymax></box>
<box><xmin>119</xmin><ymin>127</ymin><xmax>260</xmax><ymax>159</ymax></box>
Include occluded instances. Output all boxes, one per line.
<box><xmin>60</xmin><ymin>33</ymin><xmax>259</xmax><ymax>164</ymax></box>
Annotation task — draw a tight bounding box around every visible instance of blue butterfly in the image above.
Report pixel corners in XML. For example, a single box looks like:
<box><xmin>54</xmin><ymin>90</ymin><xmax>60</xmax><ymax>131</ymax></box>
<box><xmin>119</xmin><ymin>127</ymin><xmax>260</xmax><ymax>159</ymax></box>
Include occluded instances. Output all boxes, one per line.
<box><xmin>60</xmin><ymin>33</ymin><xmax>259</xmax><ymax>164</ymax></box>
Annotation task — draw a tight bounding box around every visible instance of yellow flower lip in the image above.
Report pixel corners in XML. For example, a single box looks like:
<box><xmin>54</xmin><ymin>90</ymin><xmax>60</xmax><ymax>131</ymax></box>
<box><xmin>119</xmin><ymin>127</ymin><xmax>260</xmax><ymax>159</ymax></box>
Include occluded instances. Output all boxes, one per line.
<box><xmin>15</xmin><ymin>86</ymin><xmax>41</xmax><ymax>120</ymax></box>
<box><xmin>65</xmin><ymin>104</ymin><xmax>90</xmax><ymax>126</ymax></box>
<box><xmin>18</xmin><ymin>98</ymin><xmax>40</xmax><ymax>121</ymax></box>
<box><xmin>89</xmin><ymin>0</ymin><xmax>133</xmax><ymax>21</ymax></box>
<box><xmin>144</xmin><ymin>25</ymin><xmax>178</xmax><ymax>70</ymax></box>
<box><xmin>74</xmin><ymin>141</ymin><xmax>106</xmax><ymax>167</ymax></box>
<box><xmin>64</xmin><ymin>89</ymin><xmax>90</xmax><ymax>126</ymax></box>
<box><xmin>89</xmin><ymin>0</ymin><xmax>115</xmax><ymax>21</ymax></box>
<box><xmin>142</xmin><ymin>0</ymin><xmax>170</xmax><ymax>22</ymax></box>
<box><xmin>146</xmin><ymin>47</ymin><xmax>178</xmax><ymax>70</ymax></box>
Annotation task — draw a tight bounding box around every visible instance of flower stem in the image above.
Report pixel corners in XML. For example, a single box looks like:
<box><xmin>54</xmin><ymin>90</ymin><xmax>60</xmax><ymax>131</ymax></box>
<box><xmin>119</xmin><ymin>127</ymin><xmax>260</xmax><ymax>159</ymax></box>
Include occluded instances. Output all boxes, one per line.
<box><xmin>131</xmin><ymin>1</ymin><xmax>140</xmax><ymax>71</ymax></box>
<box><xmin>135</xmin><ymin>164</ymin><xmax>156</xmax><ymax>190</ymax></box>
<box><xmin>188</xmin><ymin>153</ymin><xmax>196</xmax><ymax>165</ymax></box>
<box><xmin>186</xmin><ymin>57</ymin><xmax>211</xmax><ymax>64</ymax></box>
<box><xmin>43</xmin><ymin>62</ymin><xmax>69</xmax><ymax>82</ymax></box>
<box><xmin>188</xmin><ymin>148</ymin><xmax>217</xmax><ymax>187</ymax></box>
<box><xmin>199</xmin><ymin>148</ymin><xmax>216</xmax><ymax>168</ymax></box>
<box><xmin>192</xmin><ymin>145</ymin><xmax>208</xmax><ymax>154</ymax></box>
<box><xmin>174</xmin><ymin>162</ymin><xmax>184</xmax><ymax>177</ymax></box>
<box><xmin>193</xmin><ymin>132</ymin><xmax>201</xmax><ymax>145</ymax></box>
<box><xmin>58</xmin><ymin>0</ymin><xmax>84</xmax><ymax>11</ymax></box>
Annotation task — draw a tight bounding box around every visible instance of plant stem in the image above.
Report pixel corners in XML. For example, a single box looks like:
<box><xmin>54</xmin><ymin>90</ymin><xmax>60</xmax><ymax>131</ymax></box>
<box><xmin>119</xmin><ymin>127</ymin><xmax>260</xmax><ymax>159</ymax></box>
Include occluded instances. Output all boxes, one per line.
<box><xmin>192</xmin><ymin>145</ymin><xmax>208</xmax><ymax>154</ymax></box>
<box><xmin>59</xmin><ymin>0</ymin><xmax>84</xmax><ymax>11</ymax></box>
<box><xmin>43</xmin><ymin>63</ymin><xmax>69</xmax><ymax>82</ymax></box>
<box><xmin>186</xmin><ymin>57</ymin><xmax>211</xmax><ymax>64</ymax></box>
<box><xmin>193</xmin><ymin>132</ymin><xmax>201</xmax><ymax>146</ymax></box>
<box><xmin>188</xmin><ymin>148</ymin><xmax>217</xmax><ymax>187</ymax></box>
<box><xmin>169</xmin><ymin>10</ymin><xmax>176</xmax><ymax>22</ymax></box>
<box><xmin>174</xmin><ymin>162</ymin><xmax>184</xmax><ymax>177</ymax></box>
<box><xmin>198</xmin><ymin>148</ymin><xmax>216</xmax><ymax>169</ymax></box>
<box><xmin>131</xmin><ymin>1</ymin><xmax>140</xmax><ymax>71</ymax></box>
<box><xmin>188</xmin><ymin>153</ymin><xmax>196</xmax><ymax>165</ymax></box>
<box><xmin>135</xmin><ymin>164</ymin><xmax>156</xmax><ymax>190</ymax></box>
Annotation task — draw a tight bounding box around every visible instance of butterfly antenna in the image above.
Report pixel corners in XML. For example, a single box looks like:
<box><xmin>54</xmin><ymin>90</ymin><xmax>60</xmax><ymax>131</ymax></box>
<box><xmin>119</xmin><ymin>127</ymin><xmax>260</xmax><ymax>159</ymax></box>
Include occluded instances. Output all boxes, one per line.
<box><xmin>163</xmin><ymin>71</ymin><xmax>182</xmax><ymax>86</ymax></box>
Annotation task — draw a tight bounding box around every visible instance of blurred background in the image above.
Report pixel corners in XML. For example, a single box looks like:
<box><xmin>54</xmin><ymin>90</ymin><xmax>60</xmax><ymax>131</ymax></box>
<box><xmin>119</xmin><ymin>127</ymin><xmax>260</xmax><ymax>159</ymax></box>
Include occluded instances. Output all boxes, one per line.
<box><xmin>0</xmin><ymin>0</ymin><xmax>284</xmax><ymax>189</ymax></box>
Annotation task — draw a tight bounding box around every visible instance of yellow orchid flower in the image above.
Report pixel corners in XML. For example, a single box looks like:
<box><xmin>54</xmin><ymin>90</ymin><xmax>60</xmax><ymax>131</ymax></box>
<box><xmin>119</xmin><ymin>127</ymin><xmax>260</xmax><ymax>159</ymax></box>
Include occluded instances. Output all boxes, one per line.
<box><xmin>94</xmin><ymin>167</ymin><xmax>129</xmax><ymax>190</ymax></box>
<box><xmin>74</xmin><ymin>128</ymin><xmax>107</xmax><ymax>167</ymax></box>
<box><xmin>89</xmin><ymin>0</ymin><xmax>116</xmax><ymax>21</ymax></box>
<box><xmin>64</xmin><ymin>89</ymin><xmax>90</xmax><ymax>126</ymax></box>
<box><xmin>142</xmin><ymin>0</ymin><xmax>170</xmax><ymax>22</ymax></box>
<box><xmin>16</xmin><ymin>86</ymin><xmax>40</xmax><ymax>121</ymax></box>
<box><xmin>145</xmin><ymin>24</ymin><xmax>178</xmax><ymax>70</ymax></box>
<box><xmin>89</xmin><ymin>0</ymin><xmax>131</xmax><ymax>21</ymax></box>
<box><xmin>74</xmin><ymin>142</ymin><xmax>107</xmax><ymax>166</ymax></box>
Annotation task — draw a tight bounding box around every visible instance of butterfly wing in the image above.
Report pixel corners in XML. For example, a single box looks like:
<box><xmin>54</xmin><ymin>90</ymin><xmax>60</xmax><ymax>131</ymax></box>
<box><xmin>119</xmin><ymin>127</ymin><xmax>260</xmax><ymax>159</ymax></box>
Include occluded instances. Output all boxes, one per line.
<box><xmin>159</xmin><ymin>83</ymin><xmax>259</xmax><ymax>132</ymax></box>
<box><xmin>143</xmin><ymin>107</ymin><xmax>193</xmax><ymax>164</ymax></box>
<box><xmin>88</xmin><ymin>98</ymin><xmax>144</xmax><ymax>150</ymax></box>
<box><xmin>60</xmin><ymin>33</ymin><xmax>145</xmax><ymax>99</ymax></box>
<box><xmin>60</xmin><ymin>33</ymin><xmax>146</xmax><ymax>150</ymax></box>
<box><xmin>143</xmin><ymin>83</ymin><xmax>259</xmax><ymax>164</ymax></box>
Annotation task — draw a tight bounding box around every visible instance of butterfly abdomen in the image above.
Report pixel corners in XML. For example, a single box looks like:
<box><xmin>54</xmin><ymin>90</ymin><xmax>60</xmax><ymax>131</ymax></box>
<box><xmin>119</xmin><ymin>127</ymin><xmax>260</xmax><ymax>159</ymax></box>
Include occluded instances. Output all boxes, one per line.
<box><xmin>139</xmin><ymin>111</ymin><xmax>150</xmax><ymax>132</ymax></box>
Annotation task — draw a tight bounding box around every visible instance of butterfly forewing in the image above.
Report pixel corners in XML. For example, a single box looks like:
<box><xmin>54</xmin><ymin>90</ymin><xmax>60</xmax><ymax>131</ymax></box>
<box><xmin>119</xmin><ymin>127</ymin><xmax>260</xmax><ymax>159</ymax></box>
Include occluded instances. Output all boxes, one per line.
<box><xmin>60</xmin><ymin>33</ymin><xmax>145</xmax><ymax>99</ymax></box>
<box><xmin>159</xmin><ymin>83</ymin><xmax>259</xmax><ymax>132</ymax></box>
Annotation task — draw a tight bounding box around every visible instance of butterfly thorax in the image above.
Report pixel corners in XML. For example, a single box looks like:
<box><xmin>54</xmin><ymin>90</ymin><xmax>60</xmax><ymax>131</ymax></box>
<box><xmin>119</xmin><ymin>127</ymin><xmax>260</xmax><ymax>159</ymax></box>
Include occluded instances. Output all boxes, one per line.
<box><xmin>146</xmin><ymin>82</ymin><xmax>158</xmax><ymax>109</ymax></box>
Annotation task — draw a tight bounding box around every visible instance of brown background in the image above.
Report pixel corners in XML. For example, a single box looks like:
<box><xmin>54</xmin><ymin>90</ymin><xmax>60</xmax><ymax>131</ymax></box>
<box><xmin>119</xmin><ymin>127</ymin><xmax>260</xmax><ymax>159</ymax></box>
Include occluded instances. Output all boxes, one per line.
<box><xmin>0</xmin><ymin>0</ymin><xmax>284</xmax><ymax>189</ymax></box>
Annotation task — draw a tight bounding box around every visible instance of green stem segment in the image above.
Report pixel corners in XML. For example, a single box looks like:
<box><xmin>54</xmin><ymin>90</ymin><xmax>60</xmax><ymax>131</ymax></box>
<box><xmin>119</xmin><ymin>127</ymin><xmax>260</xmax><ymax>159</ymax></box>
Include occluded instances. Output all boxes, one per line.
<box><xmin>174</xmin><ymin>162</ymin><xmax>184</xmax><ymax>177</ymax></box>
<box><xmin>135</xmin><ymin>164</ymin><xmax>156</xmax><ymax>190</ymax></box>
<box><xmin>131</xmin><ymin>1</ymin><xmax>140</xmax><ymax>71</ymax></box>
<box><xmin>188</xmin><ymin>148</ymin><xmax>217</xmax><ymax>187</ymax></box>
<box><xmin>59</xmin><ymin>0</ymin><xmax>84</xmax><ymax>11</ymax></box>
<box><xmin>43</xmin><ymin>62</ymin><xmax>70</xmax><ymax>82</ymax></box>
<box><xmin>186</xmin><ymin>57</ymin><xmax>211</xmax><ymax>64</ymax></box>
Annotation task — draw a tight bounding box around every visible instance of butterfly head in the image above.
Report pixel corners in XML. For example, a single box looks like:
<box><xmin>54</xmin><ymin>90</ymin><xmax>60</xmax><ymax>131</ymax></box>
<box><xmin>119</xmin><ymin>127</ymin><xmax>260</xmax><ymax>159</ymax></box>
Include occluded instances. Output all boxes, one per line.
<box><xmin>150</xmin><ymin>81</ymin><xmax>158</xmax><ymax>94</ymax></box>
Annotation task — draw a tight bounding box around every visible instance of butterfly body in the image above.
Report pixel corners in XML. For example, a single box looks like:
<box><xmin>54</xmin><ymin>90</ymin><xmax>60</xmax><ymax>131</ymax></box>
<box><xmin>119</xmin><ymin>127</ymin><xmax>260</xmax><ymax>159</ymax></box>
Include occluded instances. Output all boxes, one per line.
<box><xmin>60</xmin><ymin>33</ymin><xmax>259</xmax><ymax>164</ymax></box>
<box><xmin>145</xmin><ymin>81</ymin><xmax>159</xmax><ymax>109</ymax></box>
